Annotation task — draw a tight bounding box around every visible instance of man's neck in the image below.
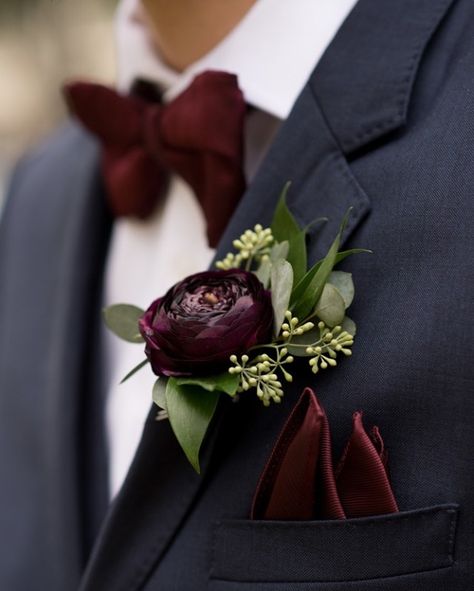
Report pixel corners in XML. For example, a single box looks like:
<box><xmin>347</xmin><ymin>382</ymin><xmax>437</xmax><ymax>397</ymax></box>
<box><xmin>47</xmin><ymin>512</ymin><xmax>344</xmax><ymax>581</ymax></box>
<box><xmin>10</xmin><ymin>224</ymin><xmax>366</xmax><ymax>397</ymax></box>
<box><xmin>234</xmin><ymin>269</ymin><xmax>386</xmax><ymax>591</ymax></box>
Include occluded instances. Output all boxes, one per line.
<box><xmin>141</xmin><ymin>0</ymin><xmax>256</xmax><ymax>72</ymax></box>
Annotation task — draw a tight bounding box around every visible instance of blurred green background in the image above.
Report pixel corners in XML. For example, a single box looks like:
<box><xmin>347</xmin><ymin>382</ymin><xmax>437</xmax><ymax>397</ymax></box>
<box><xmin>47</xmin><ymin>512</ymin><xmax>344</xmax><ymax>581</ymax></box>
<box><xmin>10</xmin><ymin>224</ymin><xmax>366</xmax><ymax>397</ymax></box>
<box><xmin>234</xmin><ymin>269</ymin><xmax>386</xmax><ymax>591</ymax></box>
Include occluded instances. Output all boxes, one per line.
<box><xmin>0</xmin><ymin>0</ymin><xmax>118</xmax><ymax>204</ymax></box>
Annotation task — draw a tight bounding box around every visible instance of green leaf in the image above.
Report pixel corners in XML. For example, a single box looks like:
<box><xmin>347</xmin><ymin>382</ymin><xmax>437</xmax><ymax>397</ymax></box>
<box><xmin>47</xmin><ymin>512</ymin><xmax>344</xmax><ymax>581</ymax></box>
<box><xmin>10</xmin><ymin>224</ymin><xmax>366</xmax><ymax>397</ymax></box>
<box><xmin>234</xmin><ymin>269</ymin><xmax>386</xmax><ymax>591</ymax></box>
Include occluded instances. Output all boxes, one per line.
<box><xmin>342</xmin><ymin>316</ymin><xmax>357</xmax><ymax>336</ymax></box>
<box><xmin>270</xmin><ymin>259</ymin><xmax>294</xmax><ymax>336</ymax></box>
<box><xmin>165</xmin><ymin>379</ymin><xmax>220</xmax><ymax>473</ymax></box>
<box><xmin>174</xmin><ymin>372</ymin><xmax>240</xmax><ymax>397</ymax></box>
<box><xmin>120</xmin><ymin>358</ymin><xmax>149</xmax><ymax>384</ymax></box>
<box><xmin>254</xmin><ymin>257</ymin><xmax>272</xmax><ymax>288</ymax></box>
<box><xmin>287</xmin><ymin>230</ymin><xmax>307</xmax><ymax>284</ymax></box>
<box><xmin>270</xmin><ymin>240</ymin><xmax>290</xmax><ymax>262</ymax></box>
<box><xmin>152</xmin><ymin>378</ymin><xmax>168</xmax><ymax>410</ymax></box>
<box><xmin>270</xmin><ymin>183</ymin><xmax>307</xmax><ymax>284</ymax></box>
<box><xmin>314</xmin><ymin>283</ymin><xmax>346</xmax><ymax>327</ymax></box>
<box><xmin>254</xmin><ymin>241</ymin><xmax>290</xmax><ymax>288</ymax></box>
<box><xmin>290</xmin><ymin>211</ymin><xmax>351</xmax><ymax>320</ymax></box>
<box><xmin>271</xmin><ymin>182</ymin><xmax>300</xmax><ymax>242</ymax></box>
<box><xmin>103</xmin><ymin>304</ymin><xmax>145</xmax><ymax>343</ymax></box>
<box><xmin>328</xmin><ymin>271</ymin><xmax>355</xmax><ymax>309</ymax></box>
<box><xmin>291</xmin><ymin>248</ymin><xmax>371</xmax><ymax>310</ymax></box>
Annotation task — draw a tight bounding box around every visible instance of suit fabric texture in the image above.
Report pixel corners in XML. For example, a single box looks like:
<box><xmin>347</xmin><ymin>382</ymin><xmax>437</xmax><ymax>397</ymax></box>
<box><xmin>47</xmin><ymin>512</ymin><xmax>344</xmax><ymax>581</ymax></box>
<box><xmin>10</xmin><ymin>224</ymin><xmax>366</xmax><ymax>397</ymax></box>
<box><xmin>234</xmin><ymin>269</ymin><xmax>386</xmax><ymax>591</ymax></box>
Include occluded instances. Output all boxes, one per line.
<box><xmin>0</xmin><ymin>0</ymin><xmax>473</xmax><ymax>589</ymax></box>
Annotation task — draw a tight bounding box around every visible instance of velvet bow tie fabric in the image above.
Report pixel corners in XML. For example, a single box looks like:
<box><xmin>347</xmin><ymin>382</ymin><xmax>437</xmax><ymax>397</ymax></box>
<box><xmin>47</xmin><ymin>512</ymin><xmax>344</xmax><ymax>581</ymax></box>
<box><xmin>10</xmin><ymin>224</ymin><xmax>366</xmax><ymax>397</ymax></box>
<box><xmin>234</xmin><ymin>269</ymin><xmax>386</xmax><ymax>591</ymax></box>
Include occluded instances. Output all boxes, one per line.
<box><xmin>251</xmin><ymin>388</ymin><xmax>399</xmax><ymax>520</ymax></box>
<box><xmin>64</xmin><ymin>71</ymin><xmax>246</xmax><ymax>248</ymax></box>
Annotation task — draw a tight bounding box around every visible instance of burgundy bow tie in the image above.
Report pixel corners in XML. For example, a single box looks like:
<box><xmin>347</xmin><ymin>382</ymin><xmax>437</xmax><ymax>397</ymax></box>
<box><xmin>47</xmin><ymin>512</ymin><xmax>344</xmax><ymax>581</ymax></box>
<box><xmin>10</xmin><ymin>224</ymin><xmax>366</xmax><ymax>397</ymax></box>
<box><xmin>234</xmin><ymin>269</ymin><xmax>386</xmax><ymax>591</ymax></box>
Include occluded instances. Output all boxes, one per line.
<box><xmin>63</xmin><ymin>71</ymin><xmax>246</xmax><ymax>247</ymax></box>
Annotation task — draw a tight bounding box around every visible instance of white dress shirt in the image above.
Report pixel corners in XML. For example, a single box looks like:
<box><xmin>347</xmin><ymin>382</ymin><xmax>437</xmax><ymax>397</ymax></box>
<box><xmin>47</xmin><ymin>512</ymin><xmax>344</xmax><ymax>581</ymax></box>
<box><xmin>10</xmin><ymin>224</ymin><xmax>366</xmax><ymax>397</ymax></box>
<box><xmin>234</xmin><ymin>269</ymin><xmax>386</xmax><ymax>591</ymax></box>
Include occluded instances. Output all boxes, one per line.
<box><xmin>105</xmin><ymin>0</ymin><xmax>358</xmax><ymax>498</ymax></box>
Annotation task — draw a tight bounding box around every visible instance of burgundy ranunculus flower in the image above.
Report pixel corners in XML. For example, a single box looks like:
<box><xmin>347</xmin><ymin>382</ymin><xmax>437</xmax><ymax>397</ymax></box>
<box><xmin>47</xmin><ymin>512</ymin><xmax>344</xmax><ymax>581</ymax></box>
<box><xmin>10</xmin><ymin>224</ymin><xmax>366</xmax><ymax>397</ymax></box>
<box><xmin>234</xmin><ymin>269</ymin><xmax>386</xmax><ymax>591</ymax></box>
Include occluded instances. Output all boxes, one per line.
<box><xmin>139</xmin><ymin>269</ymin><xmax>274</xmax><ymax>377</ymax></box>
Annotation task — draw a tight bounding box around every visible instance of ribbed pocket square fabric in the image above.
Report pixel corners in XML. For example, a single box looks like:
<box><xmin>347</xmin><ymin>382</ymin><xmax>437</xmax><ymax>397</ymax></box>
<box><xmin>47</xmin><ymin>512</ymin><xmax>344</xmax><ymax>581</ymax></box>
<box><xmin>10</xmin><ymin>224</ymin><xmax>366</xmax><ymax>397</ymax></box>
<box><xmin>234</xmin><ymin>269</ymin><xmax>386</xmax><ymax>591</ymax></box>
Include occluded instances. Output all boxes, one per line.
<box><xmin>251</xmin><ymin>388</ymin><xmax>398</xmax><ymax>520</ymax></box>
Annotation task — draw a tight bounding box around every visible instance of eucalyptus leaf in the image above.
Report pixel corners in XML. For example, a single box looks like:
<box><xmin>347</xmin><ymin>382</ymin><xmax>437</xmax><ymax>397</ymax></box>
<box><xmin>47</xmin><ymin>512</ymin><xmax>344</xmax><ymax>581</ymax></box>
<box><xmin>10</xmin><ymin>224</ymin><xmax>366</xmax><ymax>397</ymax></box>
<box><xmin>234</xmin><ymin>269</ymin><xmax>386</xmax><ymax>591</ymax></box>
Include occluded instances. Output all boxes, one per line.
<box><xmin>270</xmin><ymin>259</ymin><xmax>294</xmax><ymax>336</ymax></box>
<box><xmin>103</xmin><ymin>304</ymin><xmax>145</xmax><ymax>343</ymax></box>
<box><xmin>314</xmin><ymin>283</ymin><xmax>346</xmax><ymax>327</ymax></box>
<box><xmin>270</xmin><ymin>240</ymin><xmax>290</xmax><ymax>262</ymax></box>
<box><xmin>174</xmin><ymin>372</ymin><xmax>240</xmax><ymax>397</ymax></box>
<box><xmin>120</xmin><ymin>358</ymin><xmax>149</xmax><ymax>384</ymax></box>
<box><xmin>254</xmin><ymin>240</ymin><xmax>290</xmax><ymax>288</ymax></box>
<box><xmin>328</xmin><ymin>271</ymin><xmax>355</xmax><ymax>309</ymax></box>
<box><xmin>254</xmin><ymin>257</ymin><xmax>272</xmax><ymax>288</ymax></box>
<box><xmin>342</xmin><ymin>316</ymin><xmax>357</xmax><ymax>336</ymax></box>
<box><xmin>152</xmin><ymin>378</ymin><xmax>168</xmax><ymax>410</ymax></box>
<box><xmin>165</xmin><ymin>379</ymin><xmax>220</xmax><ymax>473</ymax></box>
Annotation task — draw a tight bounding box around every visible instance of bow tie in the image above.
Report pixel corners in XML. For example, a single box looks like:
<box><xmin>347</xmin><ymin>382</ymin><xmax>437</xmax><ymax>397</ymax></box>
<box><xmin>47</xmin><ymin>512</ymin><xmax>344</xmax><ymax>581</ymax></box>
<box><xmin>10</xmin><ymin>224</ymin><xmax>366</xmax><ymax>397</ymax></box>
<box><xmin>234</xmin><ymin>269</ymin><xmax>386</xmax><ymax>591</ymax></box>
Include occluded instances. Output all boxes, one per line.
<box><xmin>64</xmin><ymin>71</ymin><xmax>246</xmax><ymax>247</ymax></box>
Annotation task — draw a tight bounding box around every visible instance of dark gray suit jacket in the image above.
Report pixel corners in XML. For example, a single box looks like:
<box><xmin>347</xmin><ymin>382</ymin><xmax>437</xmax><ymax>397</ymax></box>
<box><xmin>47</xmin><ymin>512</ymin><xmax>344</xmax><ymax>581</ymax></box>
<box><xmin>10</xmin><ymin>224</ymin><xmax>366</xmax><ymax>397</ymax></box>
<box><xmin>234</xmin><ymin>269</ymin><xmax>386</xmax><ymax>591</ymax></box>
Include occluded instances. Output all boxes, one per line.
<box><xmin>1</xmin><ymin>0</ymin><xmax>473</xmax><ymax>589</ymax></box>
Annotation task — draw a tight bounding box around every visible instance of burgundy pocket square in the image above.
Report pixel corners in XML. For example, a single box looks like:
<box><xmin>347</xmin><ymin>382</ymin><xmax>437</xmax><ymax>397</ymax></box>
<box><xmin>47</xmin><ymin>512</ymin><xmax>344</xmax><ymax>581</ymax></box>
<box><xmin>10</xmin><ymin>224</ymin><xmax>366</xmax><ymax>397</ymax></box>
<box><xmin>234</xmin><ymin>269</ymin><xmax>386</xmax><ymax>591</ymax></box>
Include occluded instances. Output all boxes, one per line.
<box><xmin>251</xmin><ymin>388</ymin><xmax>398</xmax><ymax>520</ymax></box>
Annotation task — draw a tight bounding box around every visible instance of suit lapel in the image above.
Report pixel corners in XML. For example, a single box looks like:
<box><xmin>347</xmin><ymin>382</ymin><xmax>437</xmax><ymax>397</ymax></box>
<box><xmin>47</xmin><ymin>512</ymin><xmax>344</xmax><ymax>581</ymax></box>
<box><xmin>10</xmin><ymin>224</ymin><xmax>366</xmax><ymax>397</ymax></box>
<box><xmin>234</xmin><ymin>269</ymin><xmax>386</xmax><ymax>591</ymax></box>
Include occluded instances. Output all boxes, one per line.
<box><xmin>216</xmin><ymin>82</ymin><xmax>371</xmax><ymax>264</ymax></box>
<box><xmin>80</xmin><ymin>0</ymin><xmax>455</xmax><ymax>588</ymax></box>
<box><xmin>310</xmin><ymin>0</ymin><xmax>457</xmax><ymax>155</ymax></box>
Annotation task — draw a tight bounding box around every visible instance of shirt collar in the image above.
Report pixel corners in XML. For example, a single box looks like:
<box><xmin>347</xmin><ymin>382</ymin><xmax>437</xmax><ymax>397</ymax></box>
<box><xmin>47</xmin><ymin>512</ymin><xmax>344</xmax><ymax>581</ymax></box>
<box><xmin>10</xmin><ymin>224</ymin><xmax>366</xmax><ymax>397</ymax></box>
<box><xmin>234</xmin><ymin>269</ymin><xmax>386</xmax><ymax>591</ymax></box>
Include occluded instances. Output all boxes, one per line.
<box><xmin>115</xmin><ymin>0</ymin><xmax>358</xmax><ymax>120</ymax></box>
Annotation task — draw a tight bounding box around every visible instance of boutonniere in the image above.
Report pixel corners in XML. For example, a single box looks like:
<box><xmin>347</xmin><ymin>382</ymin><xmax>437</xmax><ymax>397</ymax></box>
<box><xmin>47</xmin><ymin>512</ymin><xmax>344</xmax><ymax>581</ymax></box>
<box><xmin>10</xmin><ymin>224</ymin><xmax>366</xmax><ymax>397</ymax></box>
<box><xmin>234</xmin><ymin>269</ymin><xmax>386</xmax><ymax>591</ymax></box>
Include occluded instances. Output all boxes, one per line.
<box><xmin>104</xmin><ymin>183</ymin><xmax>370</xmax><ymax>472</ymax></box>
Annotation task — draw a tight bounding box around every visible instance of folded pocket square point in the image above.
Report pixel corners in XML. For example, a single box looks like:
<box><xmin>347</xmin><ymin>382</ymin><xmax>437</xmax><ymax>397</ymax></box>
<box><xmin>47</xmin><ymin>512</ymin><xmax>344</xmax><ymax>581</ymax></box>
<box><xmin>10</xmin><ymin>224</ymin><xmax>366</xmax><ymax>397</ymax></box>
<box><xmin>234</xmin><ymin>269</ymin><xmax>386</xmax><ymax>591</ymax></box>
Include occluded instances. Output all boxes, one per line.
<box><xmin>251</xmin><ymin>388</ymin><xmax>398</xmax><ymax>522</ymax></box>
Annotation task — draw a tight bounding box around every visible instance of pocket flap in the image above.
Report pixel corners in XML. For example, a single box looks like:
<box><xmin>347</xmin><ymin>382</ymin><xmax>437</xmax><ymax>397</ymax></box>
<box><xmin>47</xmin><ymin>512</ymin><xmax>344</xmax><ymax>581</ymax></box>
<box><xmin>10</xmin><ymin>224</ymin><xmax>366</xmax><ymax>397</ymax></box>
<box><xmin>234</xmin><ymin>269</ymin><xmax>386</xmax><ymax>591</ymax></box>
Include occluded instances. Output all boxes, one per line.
<box><xmin>211</xmin><ymin>504</ymin><xmax>458</xmax><ymax>583</ymax></box>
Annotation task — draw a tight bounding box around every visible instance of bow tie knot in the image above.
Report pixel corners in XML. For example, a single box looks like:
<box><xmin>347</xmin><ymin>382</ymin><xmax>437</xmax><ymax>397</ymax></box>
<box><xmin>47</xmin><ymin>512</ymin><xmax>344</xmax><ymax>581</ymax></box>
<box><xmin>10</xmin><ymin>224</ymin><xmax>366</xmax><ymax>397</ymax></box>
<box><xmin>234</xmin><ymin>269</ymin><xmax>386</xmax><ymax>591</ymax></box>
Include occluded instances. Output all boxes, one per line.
<box><xmin>141</xmin><ymin>108</ymin><xmax>165</xmax><ymax>160</ymax></box>
<box><xmin>64</xmin><ymin>71</ymin><xmax>246</xmax><ymax>247</ymax></box>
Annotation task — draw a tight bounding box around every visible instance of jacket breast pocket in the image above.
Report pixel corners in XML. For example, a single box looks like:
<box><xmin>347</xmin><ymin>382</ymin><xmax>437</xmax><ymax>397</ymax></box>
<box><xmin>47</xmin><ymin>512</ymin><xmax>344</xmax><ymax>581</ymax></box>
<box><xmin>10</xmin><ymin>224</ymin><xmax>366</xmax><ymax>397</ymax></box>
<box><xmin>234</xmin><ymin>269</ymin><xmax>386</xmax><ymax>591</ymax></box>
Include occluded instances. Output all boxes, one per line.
<box><xmin>209</xmin><ymin>504</ymin><xmax>458</xmax><ymax>589</ymax></box>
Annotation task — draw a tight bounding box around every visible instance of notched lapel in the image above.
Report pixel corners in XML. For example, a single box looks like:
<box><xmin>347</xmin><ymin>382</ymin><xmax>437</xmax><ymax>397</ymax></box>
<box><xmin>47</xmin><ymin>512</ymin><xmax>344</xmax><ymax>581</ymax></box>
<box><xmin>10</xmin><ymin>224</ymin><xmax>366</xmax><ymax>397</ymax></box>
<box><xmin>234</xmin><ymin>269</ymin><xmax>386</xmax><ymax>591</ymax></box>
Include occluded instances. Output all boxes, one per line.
<box><xmin>216</xmin><ymin>83</ymin><xmax>371</xmax><ymax>266</ymax></box>
<box><xmin>311</xmin><ymin>0</ymin><xmax>456</xmax><ymax>154</ymax></box>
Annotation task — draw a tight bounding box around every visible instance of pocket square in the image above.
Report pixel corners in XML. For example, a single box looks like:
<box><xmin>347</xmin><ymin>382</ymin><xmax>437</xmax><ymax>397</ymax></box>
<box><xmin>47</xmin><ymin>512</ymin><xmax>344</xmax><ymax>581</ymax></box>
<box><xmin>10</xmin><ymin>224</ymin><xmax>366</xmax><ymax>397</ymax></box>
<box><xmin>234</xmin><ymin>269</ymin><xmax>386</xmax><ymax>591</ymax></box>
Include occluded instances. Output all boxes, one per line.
<box><xmin>251</xmin><ymin>388</ymin><xmax>398</xmax><ymax>520</ymax></box>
